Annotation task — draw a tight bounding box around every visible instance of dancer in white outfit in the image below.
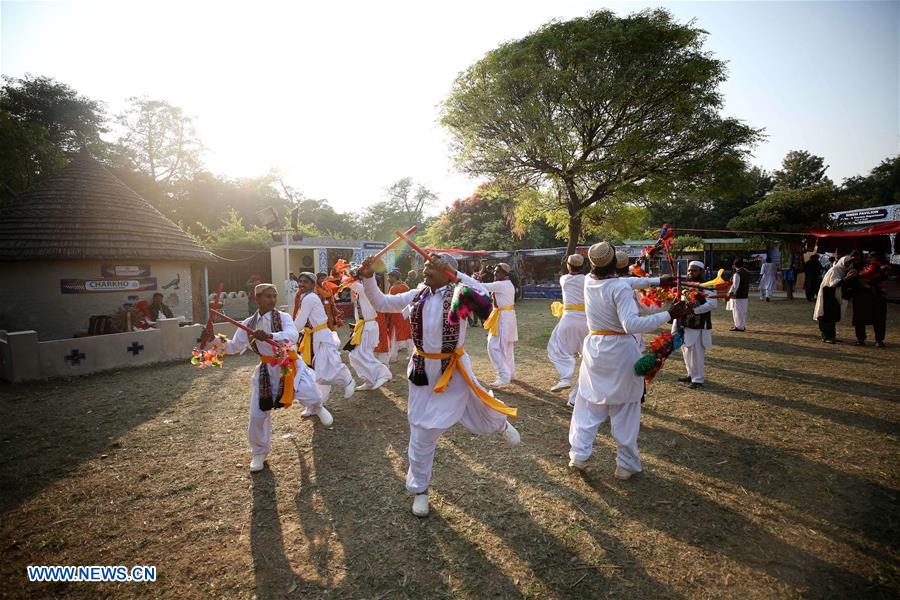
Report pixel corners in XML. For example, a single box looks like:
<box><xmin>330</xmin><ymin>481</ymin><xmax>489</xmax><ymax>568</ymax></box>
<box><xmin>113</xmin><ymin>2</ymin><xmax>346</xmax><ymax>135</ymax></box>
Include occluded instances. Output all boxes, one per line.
<box><xmin>357</xmin><ymin>253</ymin><xmax>520</xmax><ymax>517</ymax></box>
<box><xmin>347</xmin><ymin>280</ymin><xmax>393</xmax><ymax>390</ymax></box>
<box><xmin>568</xmin><ymin>242</ymin><xmax>688</xmax><ymax>478</ymax></box>
<box><xmin>676</xmin><ymin>261</ymin><xmax>717</xmax><ymax>388</ymax></box>
<box><xmin>547</xmin><ymin>254</ymin><xmax>588</xmax><ymax>392</ymax></box>
<box><xmin>482</xmin><ymin>263</ymin><xmax>518</xmax><ymax>387</ymax></box>
<box><xmin>202</xmin><ymin>283</ymin><xmax>332</xmax><ymax>473</ymax></box>
<box><xmin>293</xmin><ymin>272</ymin><xmax>356</xmax><ymax>403</ymax></box>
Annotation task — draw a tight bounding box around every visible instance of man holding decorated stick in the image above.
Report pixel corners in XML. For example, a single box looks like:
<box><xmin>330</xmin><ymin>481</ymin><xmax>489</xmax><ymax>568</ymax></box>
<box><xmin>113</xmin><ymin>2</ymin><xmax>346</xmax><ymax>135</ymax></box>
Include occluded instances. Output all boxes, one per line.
<box><xmin>202</xmin><ymin>283</ymin><xmax>331</xmax><ymax>473</ymax></box>
<box><xmin>569</xmin><ymin>242</ymin><xmax>688</xmax><ymax>478</ymax></box>
<box><xmin>481</xmin><ymin>263</ymin><xmax>518</xmax><ymax>388</ymax></box>
<box><xmin>293</xmin><ymin>272</ymin><xmax>356</xmax><ymax>403</ymax></box>
<box><xmin>357</xmin><ymin>252</ymin><xmax>520</xmax><ymax>518</ymax></box>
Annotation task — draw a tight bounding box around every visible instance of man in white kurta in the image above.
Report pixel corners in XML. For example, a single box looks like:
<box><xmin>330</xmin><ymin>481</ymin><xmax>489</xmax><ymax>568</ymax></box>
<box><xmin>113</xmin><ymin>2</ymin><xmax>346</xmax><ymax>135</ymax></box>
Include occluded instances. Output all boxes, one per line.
<box><xmin>482</xmin><ymin>263</ymin><xmax>518</xmax><ymax>387</ymax></box>
<box><xmin>293</xmin><ymin>273</ymin><xmax>355</xmax><ymax>403</ymax></box>
<box><xmin>569</xmin><ymin>242</ymin><xmax>685</xmax><ymax>479</ymax></box>
<box><xmin>726</xmin><ymin>258</ymin><xmax>749</xmax><ymax>331</ymax></box>
<box><xmin>759</xmin><ymin>259</ymin><xmax>777</xmax><ymax>301</ymax></box>
<box><xmin>213</xmin><ymin>283</ymin><xmax>331</xmax><ymax>473</ymax></box>
<box><xmin>348</xmin><ymin>280</ymin><xmax>392</xmax><ymax>390</ymax></box>
<box><xmin>358</xmin><ymin>253</ymin><xmax>520</xmax><ymax>517</ymax></box>
<box><xmin>547</xmin><ymin>254</ymin><xmax>588</xmax><ymax>392</ymax></box>
<box><xmin>676</xmin><ymin>261</ymin><xmax>717</xmax><ymax>389</ymax></box>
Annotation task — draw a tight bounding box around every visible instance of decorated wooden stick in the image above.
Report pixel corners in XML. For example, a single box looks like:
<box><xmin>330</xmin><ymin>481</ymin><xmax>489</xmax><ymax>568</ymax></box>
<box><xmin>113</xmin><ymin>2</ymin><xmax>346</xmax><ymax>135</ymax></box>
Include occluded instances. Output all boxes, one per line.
<box><xmin>394</xmin><ymin>228</ymin><xmax>459</xmax><ymax>282</ymax></box>
<box><xmin>210</xmin><ymin>308</ymin><xmax>280</xmax><ymax>350</ymax></box>
<box><xmin>199</xmin><ymin>283</ymin><xmax>225</xmax><ymax>350</ymax></box>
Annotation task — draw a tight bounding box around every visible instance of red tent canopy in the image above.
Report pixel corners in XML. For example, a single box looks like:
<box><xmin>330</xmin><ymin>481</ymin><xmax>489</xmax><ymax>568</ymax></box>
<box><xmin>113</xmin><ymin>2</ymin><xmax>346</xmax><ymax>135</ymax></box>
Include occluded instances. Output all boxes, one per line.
<box><xmin>809</xmin><ymin>221</ymin><xmax>900</xmax><ymax>237</ymax></box>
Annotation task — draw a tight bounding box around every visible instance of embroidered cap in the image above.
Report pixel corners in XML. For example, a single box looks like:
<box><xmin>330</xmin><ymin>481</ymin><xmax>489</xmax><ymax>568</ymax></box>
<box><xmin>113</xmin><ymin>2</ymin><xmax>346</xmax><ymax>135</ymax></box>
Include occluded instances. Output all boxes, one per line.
<box><xmin>588</xmin><ymin>242</ymin><xmax>615</xmax><ymax>268</ymax></box>
<box><xmin>496</xmin><ymin>262</ymin><xmax>512</xmax><ymax>273</ymax></box>
<box><xmin>254</xmin><ymin>283</ymin><xmax>277</xmax><ymax>296</ymax></box>
<box><xmin>567</xmin><ymin>254</ymin><xmax>585</xmax><ymax>267</ymax></box>
<box><xmin>615</xmin><ymin>250</ymin><xmax>629</xmax><ymax>269</ymax></box>
<box><xmin>431</xmin><ymin>253</ymin><xmax>458</xmax><ymax>272</ymax></box>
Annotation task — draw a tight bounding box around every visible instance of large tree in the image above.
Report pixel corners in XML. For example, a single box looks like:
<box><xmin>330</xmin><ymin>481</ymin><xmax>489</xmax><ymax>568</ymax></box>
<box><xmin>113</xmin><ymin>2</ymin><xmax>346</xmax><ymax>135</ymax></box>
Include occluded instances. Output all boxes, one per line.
<box><xmin>772</xmin><ymin>150</ymin><xmax>831</xmax><ymax>189</ymax></box>
<box><xmin>0</xmin><ymin>75</ymin><xmax>107</xmax><ymax>200</ymax></box>
<box><xmin>840</xmin><ymin>155</ymin><xmax>900</xmax><ymax>208</ymax></box>
<box><xmin>727</xmin><ymin>183</ymin><xmax>840</xmax><ymax>233</ymax></box>
<box><xmin>115</xmin><ymin>97</ymin><xmax>203</xmax><ymax>186</ymax></box>
<box><xmin>359</xmin><ymin>177</ymin><xmax>438</xmax><ymax>241</ymax></box>
<box><xmin>441</xmin><ymin>9</ymin><xmax>761</xmax><ymax>254</ymax></box>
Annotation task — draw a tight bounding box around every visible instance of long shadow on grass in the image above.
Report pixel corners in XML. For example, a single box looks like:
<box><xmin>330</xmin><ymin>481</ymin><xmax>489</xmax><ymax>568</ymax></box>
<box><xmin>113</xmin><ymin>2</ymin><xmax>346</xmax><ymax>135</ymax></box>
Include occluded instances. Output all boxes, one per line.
<box><xmin>708</xmin><ymin>381</ymin><xmax>898</xmax><ymax>437</ymax></box>
<box><xmin>577</xmin><ymin>467</ymin><xmax>895</xmax><ymax>597</ymax></box>
<box><xmin>0</xmin><ymin>362</ymin><xmax>199</xmax><ymax>514</ymax></box>
<box><xmin>250</xmin><ymin>469</ymin><xmax>301</xmax><ymax>599</ymax></box>
<box><xmin>306</xmin><ymin>382</ymin><xmax>521</xmax><ymax>598</ymax></box>
<box><xmin>643</xmin><ymin>410</ymin><xmax>900</xmax><ymax>553</ymax></box>
<box><xmin>713</xmin><ymin>334</ymin><xmax>873</xmax><ymax>364</ymax></box>
<box><xmin>706</xmin><ymin>356</ymin><xmax>900</xmax><ymax>402</ymax></box>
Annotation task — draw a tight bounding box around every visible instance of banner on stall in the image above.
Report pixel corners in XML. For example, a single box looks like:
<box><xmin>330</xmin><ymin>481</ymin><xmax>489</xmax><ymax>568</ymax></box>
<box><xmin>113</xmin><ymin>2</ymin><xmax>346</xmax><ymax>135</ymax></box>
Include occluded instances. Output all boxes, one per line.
<box><xmin>61</xmin><ymin>278</ymin><xmax>158</xmax><ymax>294</ymax></box>
<box><xmin>101</xmin><ymin>264</ymin><xmax>152</xmax><ymax>277</ymax></box>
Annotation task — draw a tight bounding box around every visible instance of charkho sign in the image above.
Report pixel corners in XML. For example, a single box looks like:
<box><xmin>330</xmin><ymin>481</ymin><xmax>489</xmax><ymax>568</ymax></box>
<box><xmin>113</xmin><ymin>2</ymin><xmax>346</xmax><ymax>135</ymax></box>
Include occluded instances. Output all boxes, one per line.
<box><xmin>101</xmin><ymin>264</ymin><xmax>151</xmax><ymax>277</ymax></box>
<box><xmin>61</xmin><ymin>278</ymin><xmax>158</xmax><ymax>294</ymax></box>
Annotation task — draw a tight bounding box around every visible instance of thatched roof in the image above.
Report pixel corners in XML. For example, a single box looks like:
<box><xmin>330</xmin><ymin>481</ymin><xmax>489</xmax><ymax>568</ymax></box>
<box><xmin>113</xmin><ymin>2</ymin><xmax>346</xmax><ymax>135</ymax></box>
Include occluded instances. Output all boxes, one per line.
<box><xmin>0</xmin><ymin>153</ymin><xmax>215</xmax><ymax>262</ymax></box>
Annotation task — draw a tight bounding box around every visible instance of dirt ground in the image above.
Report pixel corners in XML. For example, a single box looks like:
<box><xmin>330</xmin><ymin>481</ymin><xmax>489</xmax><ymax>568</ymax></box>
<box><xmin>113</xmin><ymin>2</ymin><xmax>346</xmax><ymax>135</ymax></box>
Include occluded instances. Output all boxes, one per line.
<box><xmin>1</xmin><ymin>297</ymin><xmax>898</xmax><ymax>599</ymax></box>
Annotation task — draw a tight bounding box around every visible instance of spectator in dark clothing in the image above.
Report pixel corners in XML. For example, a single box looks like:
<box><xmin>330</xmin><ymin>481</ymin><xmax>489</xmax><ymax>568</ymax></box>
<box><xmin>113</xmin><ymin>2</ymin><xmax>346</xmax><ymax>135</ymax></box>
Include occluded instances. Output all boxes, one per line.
<box><xmin>148</xmin><ymin>292</ymin><xmax>174</xmax><ymax>320</ymax></box>
<box><xmin>803</xmin><ymin>253</ymin><xmax>822</xmax><ymax>302</ymax></box>
<box><xmin>845</xmin><ymin>252</ymin><xmax>889</xmax><ymax>347</ymax></box>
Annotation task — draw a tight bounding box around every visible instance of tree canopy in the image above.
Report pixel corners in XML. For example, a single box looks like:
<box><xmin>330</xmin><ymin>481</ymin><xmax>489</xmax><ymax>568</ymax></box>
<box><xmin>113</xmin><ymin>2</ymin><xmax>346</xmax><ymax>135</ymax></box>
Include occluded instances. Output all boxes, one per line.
<box><xmin>442</xmin><ymin>9</ymin><xmax>761</xmax><ymax>253</ymax></box>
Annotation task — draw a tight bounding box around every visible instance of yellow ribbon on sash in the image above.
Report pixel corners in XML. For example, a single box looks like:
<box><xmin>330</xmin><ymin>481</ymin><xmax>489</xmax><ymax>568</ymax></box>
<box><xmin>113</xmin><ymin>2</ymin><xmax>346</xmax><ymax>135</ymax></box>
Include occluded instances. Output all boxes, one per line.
<box><xmin>350</xmin><ymin>318</ymin><xmax>375</xmax><ymax>346</ymax></box>
<box><xmin>415</xmin><ymin>346</ymin><xmax>518</xmax><ymax>419</ymax></box>
<box><xmin>483</xmin><ymin>305</ymin><xmax>514</xmax><ymax>336</ymax></box>
<box><xmin>590</xmin><ymin>330</ymin><xmax>627</xmax><ymax>335</ymax></box>
<box><xmin>551</xmin><ymin>302</ymin><xmax>585</xmax><ymax>318</ymax></box>
<box><xmin>299</xmin><ymin>323</ymin><xmax>329</xmax><ymax>366</ymax></box>
<box><xmin>259</xmin><ymin>350</ymin><xmax>299</xmax><ymax>409</ymax></box>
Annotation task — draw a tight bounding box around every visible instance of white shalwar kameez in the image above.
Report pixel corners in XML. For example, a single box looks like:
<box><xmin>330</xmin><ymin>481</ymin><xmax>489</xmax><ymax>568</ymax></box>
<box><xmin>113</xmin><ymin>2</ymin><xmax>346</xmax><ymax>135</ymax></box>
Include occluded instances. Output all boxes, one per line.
<box><xmin>675</xmin><ymin>290</ymin><xmax>717</xmax><ymax>384</ymax></box>
<box><xmin>348</xmin><ymin>281</ymin><xmax>392</xmax><ymax>387</ymax></box>
<box><xmin>482</xmin><ymin>280</ymin><xmax>518</xmax><ymax>384</ymax></box>
<box><xmin>569</xmin><ymin>278</ymin><xmax>671</xmax><ymax>473</ymax></box>
<box><xmin>225</xmin><ymin>310</ymin><xmax>323</xmax><ymax>456</ymax></box>
<box><xmin>362</xmin><ymin>273</ymin><xmax>512</xmax><ymax>493</ymax></box>
<box><xmin>726</xmin><ymin>272</ymin><xmax>748</xmax><ymax>330</ymax></box>
<box><xmin>759</xmin><ymin>262</ymin><xmax>777</xmax><ymax>300</ymax></box>
<box><xmin>547</xmin><ymin>273</ymin><xmax>588</xmax><ymax>385</ymax></box>
<box><xmin>293</xmin><ymin>292</ymin><xmax>353</xmax><ymax>398</ymax></box>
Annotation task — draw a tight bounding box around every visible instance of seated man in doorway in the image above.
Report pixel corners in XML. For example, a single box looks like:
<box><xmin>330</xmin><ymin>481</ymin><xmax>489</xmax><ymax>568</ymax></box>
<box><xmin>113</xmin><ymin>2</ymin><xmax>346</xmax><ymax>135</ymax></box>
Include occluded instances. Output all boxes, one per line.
<box><xmin>148</xmin><ymin>292</ymin><xmax>174</xmax><ymax>320</ymax></box>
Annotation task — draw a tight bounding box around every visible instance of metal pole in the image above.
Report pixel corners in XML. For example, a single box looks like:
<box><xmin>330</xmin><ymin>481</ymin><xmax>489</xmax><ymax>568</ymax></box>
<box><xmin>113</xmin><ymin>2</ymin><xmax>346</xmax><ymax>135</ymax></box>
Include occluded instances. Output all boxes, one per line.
<box><xmin>203</xmin><ymin>265</ymin><xmax>210</xmax><ymax>324</ymax></box>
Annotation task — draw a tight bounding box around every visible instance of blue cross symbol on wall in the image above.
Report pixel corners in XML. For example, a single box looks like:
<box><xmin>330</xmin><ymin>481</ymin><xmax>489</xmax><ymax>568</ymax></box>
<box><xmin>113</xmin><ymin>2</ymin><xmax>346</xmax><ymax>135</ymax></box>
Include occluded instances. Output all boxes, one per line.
<box><xmin>65</xmin><ymin>349</ymin><xmax>86</xmax><ymax>366</ymax></box>
<box><xmin>127</xmin><ymin>341</ymin><xmax>144</xmax><ymax>356</ymax></box>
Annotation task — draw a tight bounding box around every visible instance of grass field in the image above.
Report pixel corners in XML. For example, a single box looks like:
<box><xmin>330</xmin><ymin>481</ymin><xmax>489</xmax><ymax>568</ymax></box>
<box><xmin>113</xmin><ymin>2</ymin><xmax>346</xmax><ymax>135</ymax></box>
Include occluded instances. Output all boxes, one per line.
<box><xmin>1</xmin><ymin>297</ymin><xmax>898</xmax><ymax>598</ymax></box>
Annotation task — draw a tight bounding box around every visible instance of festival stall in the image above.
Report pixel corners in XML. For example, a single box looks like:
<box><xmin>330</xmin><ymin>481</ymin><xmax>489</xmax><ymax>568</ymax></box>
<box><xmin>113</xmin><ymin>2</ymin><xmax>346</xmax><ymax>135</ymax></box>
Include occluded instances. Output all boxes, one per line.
<box><xmin>812</xmin><ymin>204</ymin><xmax>900</xmax><ymax>264</ymax></box>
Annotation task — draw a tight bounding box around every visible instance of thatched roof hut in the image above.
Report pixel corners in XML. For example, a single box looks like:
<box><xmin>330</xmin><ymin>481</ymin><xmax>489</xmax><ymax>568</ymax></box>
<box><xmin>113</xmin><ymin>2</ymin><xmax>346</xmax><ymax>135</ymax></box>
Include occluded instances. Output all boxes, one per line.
<box><xmin>0</xmin><ymin>153</ymin><xmax>214</xmax><ymax>340</ymax></box>
<box><xmin>0</xmin><ymin>152</ymin><xmax>213</xmax><ymax>262</ymax></box>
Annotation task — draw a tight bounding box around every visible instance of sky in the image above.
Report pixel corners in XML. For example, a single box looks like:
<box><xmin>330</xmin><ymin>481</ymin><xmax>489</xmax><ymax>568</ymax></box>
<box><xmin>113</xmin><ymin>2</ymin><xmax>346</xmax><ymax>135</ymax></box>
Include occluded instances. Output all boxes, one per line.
<box><xmin>2</xmin><ymin>1</ymin><xmax>898</xmax><ymax>214</ymax></box>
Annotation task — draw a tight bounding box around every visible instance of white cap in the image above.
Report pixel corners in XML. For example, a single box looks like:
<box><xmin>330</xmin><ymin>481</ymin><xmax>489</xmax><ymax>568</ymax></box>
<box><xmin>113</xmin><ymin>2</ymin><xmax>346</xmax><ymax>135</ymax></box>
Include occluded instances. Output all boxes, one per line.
<box><xmin>688</xmin><ymin>260</ymin><xmax>705</xmax><ymax>270</ymax></box>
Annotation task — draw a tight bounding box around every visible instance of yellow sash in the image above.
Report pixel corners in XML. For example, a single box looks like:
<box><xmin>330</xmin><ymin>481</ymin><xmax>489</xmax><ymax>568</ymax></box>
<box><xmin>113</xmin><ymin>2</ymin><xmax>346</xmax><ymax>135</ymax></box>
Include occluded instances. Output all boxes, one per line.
<box><xmin>299</xmin><ymin>323</ymin><xmax>329</xmax><ymax>366</ymax></box>
<box><xmin>483</xmin><ymin>305</ymin><xmax>514</xmax><ymax>336</ymax></box>
<box><xmin>259</xmin><ymin>350</ymin><xmax>299</xmax><ymax>409</ymax></box>
<box><xmin>550</xmin><ymin>302</ymin><xmax>585</xmax><ymax>318</ymax></box>
<box><xmin>590</xmin><ymin>330</ymin><xmax>627</xmax><ymax>335</ymax></box>
<box><xmin>414</xmin><ymin>346</ymin><xmax>517</xmax><ymax>419</ymax></box>
<box><xmin>350</xmin><ymin>318</ymin><xmax>375</xmax><ymax>346</ymax></box>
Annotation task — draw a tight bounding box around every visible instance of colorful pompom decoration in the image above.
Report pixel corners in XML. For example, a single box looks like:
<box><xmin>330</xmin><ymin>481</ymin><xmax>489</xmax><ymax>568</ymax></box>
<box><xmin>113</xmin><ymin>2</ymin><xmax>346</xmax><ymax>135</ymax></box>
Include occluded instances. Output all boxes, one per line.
<box><xmin>634</xmin><ymin>329</ymin><xmax>683</xmax><ymax>383</ymax></box>
<box><xmin>448</xmin><ymin>285</ymin><xmax>493</xmax><ymax>325</ymax></box>
<box><xmin>191</xmin><ymin>334</ymin><xmax>229</xmax><ymax>369</ymax></box>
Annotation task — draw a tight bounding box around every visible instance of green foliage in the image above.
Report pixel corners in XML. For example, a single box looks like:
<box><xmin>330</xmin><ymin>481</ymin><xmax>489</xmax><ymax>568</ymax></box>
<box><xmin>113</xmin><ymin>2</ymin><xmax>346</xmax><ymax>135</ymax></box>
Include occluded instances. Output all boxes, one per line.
<box><xmin>114</xmin><ymin>97</ymin><xmax>203</xmax><ymax>185</ymax></box>
<box><xmin>773</xmin><ymin>150</ymin><xmax>831</xmax><ymax>189</ymax></box>
<box><xmin>442</xmin><ymin>9</ymin><xmax>761</xmax><ymax>252</ymax></box>
<box><xmin>0</xmin><ymin>76</ymin><xmax>107</xmax><ymax>201</ymax></box>
<box><xmin>358</xmin><ymin>178</ymin><xmax>437</xmax><ymax>241</ymax></box>
<box><xmin>195</xmin><ymin>209</ymin><xmax>273</xmax><ymax>254</ymax></box>
<box><xmin>840</xmin><ymin>155</ymin><xmax>900</xmax><ymax>208</ymax></box>
<box><xmin>421</xmin><ymin>184</ymin><xmax>557</xmax><ymax>250</ymax></box>
<box><xmin>727</xmin><ymin>183</ymin><xmax>840</xmax><ymax>233</ymax></box>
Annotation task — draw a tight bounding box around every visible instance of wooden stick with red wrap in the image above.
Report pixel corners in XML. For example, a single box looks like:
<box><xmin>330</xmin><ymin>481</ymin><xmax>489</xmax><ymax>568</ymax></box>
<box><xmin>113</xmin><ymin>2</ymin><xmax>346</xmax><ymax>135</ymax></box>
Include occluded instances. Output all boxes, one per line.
<box><xmin>335</xmin><ymin>225</ymin><xmax>418</xmax><ymax>292</ymax></box>
<box><xmin>199</xmin><ymin>283</ymin><xmax>225</xmax><ymax>350</ymax></box>
<box><xmin>210</xmin><ymin>308</ymin><xmax>281</xmax><ymax>350</ymax></box>
<box><xmin>394</xmin><ymin>228</ymin><xmax>459</xmax><ymax>282</ymax></box>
